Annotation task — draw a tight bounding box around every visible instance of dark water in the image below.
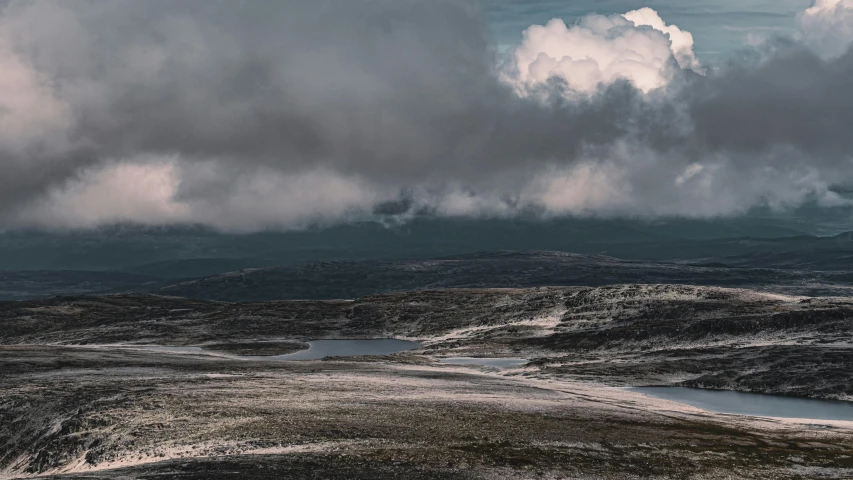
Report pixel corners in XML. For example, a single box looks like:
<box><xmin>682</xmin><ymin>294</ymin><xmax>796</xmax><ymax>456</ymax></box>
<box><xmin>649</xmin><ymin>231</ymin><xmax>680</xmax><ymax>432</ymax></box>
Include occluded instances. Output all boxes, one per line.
<box><xmin>254</xmin><ymin>339</ymin><xmax>421</xmax><ymax>361</ymax></box>
<box><xmin>633</xmin><ymin>387</ymin><xmax>853</xmax><ymax>421</ymax></box>
<box><xmin>110</xmin><ymin>340</ymin><xmax>420</xmax><ymax>361</ymax></box>
<box><xmin>440</xmin><ymin>357</ymin><xmax>528</xmax><ymax>368</ymax></box>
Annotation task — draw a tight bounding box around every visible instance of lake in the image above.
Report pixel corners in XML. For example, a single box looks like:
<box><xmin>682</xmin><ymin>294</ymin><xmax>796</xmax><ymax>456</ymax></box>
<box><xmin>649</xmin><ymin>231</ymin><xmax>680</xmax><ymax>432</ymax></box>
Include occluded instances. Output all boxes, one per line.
<box><xmin>633</xmin><ymin>387</ymin><xmax>853</xmax><ymax>421</ymax></box>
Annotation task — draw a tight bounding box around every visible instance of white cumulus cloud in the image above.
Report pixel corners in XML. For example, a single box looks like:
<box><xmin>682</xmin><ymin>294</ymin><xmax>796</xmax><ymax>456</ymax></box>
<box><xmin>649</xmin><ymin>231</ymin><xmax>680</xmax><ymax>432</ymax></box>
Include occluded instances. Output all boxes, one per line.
<box><xmin>507</xmin><ymin>8</ymin><xmax>699</xmax><ymax>96</ymax></box>
<box><xmin>798</xmin><ymin>0</ymin><xmax>853</xmax><ymax>59</ymax></box>
<box><xmin>622</xmin><ymin>8</ymin><xmax>701</xmax><ymax>72</ymax></box>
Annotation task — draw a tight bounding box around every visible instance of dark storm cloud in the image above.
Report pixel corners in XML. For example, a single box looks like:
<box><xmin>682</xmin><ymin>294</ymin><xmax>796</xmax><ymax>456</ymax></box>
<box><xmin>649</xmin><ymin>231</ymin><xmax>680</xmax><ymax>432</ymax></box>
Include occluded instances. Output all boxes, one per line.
<box><xmin>687</xmin><ymin>45</ymin><xmax>853</xmax><ymax>158</ymax></box>
<box><xmin>28</xmin><ymin>0</ymin><xmax>672</xmax><ymax>166</ymax></box>
<box><xmin>0</xmin><ymin>0</ymin><xmax>851</xmax><ymax>228</ymax></box>
<box><xmin>0</xmin><ymin>0</ymin><xmax>675</xmax><ymax>202</ymax></box>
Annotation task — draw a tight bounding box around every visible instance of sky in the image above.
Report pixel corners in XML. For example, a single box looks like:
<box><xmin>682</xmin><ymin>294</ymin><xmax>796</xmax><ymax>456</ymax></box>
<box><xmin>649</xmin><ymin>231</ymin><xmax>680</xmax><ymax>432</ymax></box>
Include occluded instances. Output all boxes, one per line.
<box><xmin>486</xmin><ymin>0</ymin><xmax>813</xmax><ymax>60</ymax></box>
<box><xmin>0</xmin><ymin>0</ymin><xmax>852</xmax><ymax>232</ymax></box>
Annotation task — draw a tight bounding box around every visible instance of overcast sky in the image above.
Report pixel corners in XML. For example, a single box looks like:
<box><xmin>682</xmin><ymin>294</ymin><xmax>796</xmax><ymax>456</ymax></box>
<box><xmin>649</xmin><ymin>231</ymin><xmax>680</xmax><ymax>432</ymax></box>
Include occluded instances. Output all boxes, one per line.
<box><xmin>0</xmin><ymin>0</ymin><xmax>852</xmax><ymax>231</ymax></box>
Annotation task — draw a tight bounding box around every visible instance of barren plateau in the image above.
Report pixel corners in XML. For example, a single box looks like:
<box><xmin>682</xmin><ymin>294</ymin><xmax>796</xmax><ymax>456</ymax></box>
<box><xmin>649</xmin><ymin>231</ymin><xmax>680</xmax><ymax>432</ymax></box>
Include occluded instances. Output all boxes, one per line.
<box><xmin>2</xmin><ymin>285</ymin><xmax>853</xmax><ymax>478</ymax></box>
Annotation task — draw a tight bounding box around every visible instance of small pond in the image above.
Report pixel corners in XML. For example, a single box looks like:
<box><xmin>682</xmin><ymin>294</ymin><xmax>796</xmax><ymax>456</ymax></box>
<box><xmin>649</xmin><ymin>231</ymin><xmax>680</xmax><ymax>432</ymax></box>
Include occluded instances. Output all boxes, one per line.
<box><xmin>108</xmin><ymin>339</ymin><xmax>420</xmax><ymax>361</ymax></box>
<box><xmin>439</xmin><ymin>357</ymin><xmax>528</xmax><ymax>368</ymax></box>
<box><xmin>246</xmin><ymin>339</ymin><xmax>421</xmax><ymax>361</ymax></box>
<box><xmin>633</xmin><ymin>387</ymin><xmax>853</xmax><ymax>421</ymax></box>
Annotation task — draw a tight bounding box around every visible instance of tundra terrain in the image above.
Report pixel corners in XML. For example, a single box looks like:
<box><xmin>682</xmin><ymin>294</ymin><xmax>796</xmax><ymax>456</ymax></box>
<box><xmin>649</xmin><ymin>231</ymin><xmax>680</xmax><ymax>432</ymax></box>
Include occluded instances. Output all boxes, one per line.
<box><xmin>2</xmin><ymin>285</ymin><xmax>853</xmax><ymax>478</ymax></box>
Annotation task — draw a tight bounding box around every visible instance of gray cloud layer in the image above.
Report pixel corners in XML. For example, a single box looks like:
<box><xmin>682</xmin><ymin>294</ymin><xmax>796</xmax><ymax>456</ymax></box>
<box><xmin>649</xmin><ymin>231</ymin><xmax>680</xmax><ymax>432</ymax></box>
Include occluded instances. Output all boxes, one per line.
<box><xmin>0</xmin><ymin>0</ymin><xmax>852</xmax><ymax>230</ymax></box>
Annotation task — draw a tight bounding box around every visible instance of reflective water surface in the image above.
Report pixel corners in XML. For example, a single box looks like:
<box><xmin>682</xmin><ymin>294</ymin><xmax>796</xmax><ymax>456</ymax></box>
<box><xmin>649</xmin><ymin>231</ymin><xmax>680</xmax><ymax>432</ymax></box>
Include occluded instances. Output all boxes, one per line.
<box><xmin>252</xmin><ymin>339</ymin><xmax>421</xmax><ymax>361</ymax></box>
<box><xmin>633</xmin><ymin>387</ymin><xmax>853</xmax><ymax>421</ymax></box>
<box><xmin>104</xmin><ymin>340</ymin><xmax>420</xmax><ymax>361</ymax></box>
<box><xmin>440</xmin><ymin>357</ymin><xmax>528</xmax><ymax>368</ymax></box>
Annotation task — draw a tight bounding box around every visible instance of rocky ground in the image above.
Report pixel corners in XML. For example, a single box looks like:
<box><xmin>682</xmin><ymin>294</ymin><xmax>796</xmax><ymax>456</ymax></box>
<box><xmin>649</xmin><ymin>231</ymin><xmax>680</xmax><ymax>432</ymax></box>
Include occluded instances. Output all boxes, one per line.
<box><xmin>2</xmin><ymin>285</ymin><xmax>853</xmax><ymax>478</ymax></box>
<box><xmin>2</xmin><ymin>285</ymin><xmax>852</xmax><ymax>399</ymax></box>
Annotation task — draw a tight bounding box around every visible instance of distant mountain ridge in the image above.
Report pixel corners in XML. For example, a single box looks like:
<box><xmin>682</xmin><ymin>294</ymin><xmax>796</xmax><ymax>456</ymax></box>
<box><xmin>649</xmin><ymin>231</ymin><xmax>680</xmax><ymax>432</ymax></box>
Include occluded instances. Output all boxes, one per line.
<box><xmin>143</xmin><ymin>251</ymin><xmax>853</xmax><ymax>301</ymax></box>
<box><xmin>0</xmin><ymin>215</ymin><xmax>851</xmax><ymax>301</ymax></box>
<box><xmin>0</xmin><ymin>216</ymin><xmax>850</xmax><ymax>276</ymax></box>
<box><xmin>3</xmin><ymin>246</ymin><xmax>853</xmax><ymax>301</ymax></box>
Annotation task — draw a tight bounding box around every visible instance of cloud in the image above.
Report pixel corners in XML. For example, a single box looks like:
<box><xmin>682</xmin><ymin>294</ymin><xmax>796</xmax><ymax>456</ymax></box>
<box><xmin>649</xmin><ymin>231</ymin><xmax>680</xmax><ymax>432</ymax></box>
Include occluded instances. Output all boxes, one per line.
<box><xmin>172</xmin><ymin>165</ymin><xmax>388</xmax><ymax>232</ymax></box>
<box><xmin>798</xmin><ymin>0</ymin><xmax>853</xmax><ymax>59</ymax></box>
<box><xmin>11</xmin><ymin>159</ymin><xmax>389</xmax><ymax>232</ymax></box>
<box><xmin>623</xmin><ymin>8</ymin><xmax>701</xmax><ymax>72</ymax></box>
<box><xmin>11</xmin><ymin>160</ymin><xmax>190</xmax><ymax>229</ymax></box>
<box><xmin>0</xmin><ymin>0</ymin><xmax>852</xmax><ymax>231</ymax></box>
<box><xmin>506</xmin><ymin>8</ymin><xmax>700</xmax><ymax>96</ymax></box>
<box><xmin>0</xmin><ymin>26</ymin><xmax>80</xmax><ymax>210</ymax></box>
